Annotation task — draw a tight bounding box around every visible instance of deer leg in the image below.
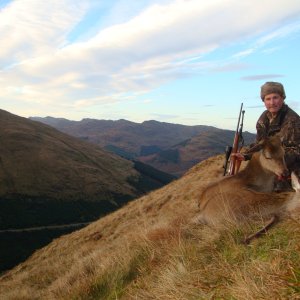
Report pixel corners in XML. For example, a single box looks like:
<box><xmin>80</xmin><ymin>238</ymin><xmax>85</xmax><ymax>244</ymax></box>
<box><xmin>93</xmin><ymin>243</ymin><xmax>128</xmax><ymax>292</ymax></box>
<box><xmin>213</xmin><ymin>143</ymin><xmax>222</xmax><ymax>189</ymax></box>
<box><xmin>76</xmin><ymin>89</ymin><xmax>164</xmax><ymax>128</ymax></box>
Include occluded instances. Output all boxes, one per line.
<box><xmin>243</xmin><ymin>215</ymin><xmax>278</xmax><ymax>245</ymax></box>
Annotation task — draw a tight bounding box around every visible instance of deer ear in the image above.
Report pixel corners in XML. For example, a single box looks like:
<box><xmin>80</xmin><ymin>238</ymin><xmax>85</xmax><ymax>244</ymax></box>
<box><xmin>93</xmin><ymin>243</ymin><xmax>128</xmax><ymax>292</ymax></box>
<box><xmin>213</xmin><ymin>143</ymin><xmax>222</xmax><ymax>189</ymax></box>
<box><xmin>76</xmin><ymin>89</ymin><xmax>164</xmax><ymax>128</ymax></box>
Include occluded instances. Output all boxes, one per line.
<box><xmin>263</xmin><ymin>148</ymin><xmax>272</xmax><ymax>159</ymax></box>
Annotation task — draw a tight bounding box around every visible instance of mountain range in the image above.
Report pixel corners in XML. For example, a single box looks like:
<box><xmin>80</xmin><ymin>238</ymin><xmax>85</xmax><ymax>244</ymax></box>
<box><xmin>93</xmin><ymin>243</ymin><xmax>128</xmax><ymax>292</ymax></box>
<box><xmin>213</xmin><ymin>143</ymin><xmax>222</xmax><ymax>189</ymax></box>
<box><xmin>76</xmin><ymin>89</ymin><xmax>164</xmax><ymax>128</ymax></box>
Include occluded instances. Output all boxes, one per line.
<box><xmin>31</xmin><ymin>116</ymin><xmax>256</xmax><ymax>176</ymax></box>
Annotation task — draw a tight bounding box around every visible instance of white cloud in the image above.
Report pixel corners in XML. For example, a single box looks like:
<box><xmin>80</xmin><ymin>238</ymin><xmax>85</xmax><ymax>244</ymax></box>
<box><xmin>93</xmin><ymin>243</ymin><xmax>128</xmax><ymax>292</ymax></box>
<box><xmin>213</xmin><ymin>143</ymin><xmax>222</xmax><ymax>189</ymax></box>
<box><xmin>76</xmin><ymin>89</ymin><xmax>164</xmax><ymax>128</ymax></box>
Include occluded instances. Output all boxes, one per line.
<box><xmin>232</xmin><ymin>49</ymin><xmax>255</xmax><ymax>60</ymax></box>
<box><xmin>0</xmin><ymin>0</ymin><xmax>88</xmax><ymax>68</ymax></box>
<box><xmin>1</xmin><ymin>0</ymin><xmax>300</xmax><ymax>117</ymax></box>
<box><xmin>255</xmin><ymin>21</ymin><xmax>300</xmax><ymax>47</ymax></box>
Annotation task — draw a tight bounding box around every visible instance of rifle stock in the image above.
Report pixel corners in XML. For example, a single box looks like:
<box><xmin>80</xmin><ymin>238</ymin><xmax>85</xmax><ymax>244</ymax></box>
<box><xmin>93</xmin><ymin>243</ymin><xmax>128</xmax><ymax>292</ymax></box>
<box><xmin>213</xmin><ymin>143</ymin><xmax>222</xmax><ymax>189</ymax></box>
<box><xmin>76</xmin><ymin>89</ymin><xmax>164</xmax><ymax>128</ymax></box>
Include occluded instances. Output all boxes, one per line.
<box><xmin>223</xmin><ymin>145</ymin><xmax>232</xmax><ymax>176</ymax></box>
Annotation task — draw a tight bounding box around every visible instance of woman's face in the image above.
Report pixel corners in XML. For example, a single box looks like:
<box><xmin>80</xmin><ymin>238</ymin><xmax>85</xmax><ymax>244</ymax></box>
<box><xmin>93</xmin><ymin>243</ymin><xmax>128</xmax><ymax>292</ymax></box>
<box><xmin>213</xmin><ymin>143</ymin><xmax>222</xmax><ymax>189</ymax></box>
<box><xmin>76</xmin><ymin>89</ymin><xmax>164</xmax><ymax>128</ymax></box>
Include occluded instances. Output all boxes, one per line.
<box><xmin>263</xmin><ymin>93</ymin><xmax>284</xmax><ymax>116</ymax></box>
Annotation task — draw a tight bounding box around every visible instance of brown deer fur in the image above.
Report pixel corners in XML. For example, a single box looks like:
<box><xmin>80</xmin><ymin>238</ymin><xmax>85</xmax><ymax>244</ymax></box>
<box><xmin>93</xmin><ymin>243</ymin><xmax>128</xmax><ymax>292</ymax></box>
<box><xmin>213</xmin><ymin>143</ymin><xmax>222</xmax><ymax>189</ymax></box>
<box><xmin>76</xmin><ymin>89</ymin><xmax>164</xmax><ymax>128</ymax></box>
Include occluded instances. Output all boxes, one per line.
<box><xmin>197</xmin><ymin>135</ymin><xmax>292</xmax><ymax>226</ymax></box>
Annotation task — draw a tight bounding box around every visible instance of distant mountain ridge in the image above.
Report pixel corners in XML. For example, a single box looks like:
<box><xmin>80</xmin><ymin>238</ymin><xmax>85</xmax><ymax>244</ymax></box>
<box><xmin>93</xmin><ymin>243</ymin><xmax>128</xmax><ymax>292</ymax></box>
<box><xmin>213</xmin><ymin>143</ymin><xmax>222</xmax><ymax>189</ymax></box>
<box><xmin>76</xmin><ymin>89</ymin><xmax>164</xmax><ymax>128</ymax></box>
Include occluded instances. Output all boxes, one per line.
<box><xmin>139</xmin><ymin>128</ymin><xmax>256</xmax><ymax>176</ymax></box>
<box><xmin>30</xmin><ymin>117</ymin><xmax>216</xmax><ymax>155</ymax></box>
<box><xmin>31</xmin><ymin>116</ymin><xmax>256</xmax><ymax>176</ymax></box>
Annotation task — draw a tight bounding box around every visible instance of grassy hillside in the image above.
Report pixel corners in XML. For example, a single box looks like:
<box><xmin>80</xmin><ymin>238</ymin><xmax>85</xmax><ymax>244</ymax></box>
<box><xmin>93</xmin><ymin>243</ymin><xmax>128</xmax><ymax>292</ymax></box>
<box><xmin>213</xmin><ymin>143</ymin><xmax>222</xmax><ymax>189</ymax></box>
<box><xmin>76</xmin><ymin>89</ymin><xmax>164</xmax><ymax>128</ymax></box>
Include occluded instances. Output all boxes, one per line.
<box><xmin>0</xmin><ymin>155</ymin><xmax>299</xmax><ymax>299</ymax></box>
<box><xmin>0</xmin><ymin>109</ymin><xmax>174</xmax><ymax>229</ymax></box>
<box><xmin>0</xmin><ymin>226</ymin><xmax>85</xmax><ymax>272</ymax></box>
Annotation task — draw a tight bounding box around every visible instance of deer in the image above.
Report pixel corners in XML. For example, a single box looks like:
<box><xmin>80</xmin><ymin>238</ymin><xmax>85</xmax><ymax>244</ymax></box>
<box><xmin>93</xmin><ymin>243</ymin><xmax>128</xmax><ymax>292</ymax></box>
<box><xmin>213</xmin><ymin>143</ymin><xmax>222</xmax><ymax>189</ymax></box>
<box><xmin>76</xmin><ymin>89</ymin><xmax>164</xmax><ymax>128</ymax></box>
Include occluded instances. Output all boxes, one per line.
<box><xmin>197</xmin><ymin>135</ymin><xmax>292</xmax><ymax>229</ymax></box>
<box><xmin>242</xmin><ymin>171</ymin><xmax>300</xmax><ymax>244</ymax></box>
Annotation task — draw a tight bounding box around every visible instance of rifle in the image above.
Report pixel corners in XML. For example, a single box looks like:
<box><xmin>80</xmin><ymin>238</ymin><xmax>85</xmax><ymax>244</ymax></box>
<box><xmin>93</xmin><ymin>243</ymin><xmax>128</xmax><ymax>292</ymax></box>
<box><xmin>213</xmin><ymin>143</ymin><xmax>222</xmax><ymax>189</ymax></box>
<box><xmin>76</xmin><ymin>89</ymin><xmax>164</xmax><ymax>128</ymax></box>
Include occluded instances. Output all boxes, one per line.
<box><xmin>223</xmin><ymin>103</ymin><xmax>245</xmax><ymax>176</ymax></box>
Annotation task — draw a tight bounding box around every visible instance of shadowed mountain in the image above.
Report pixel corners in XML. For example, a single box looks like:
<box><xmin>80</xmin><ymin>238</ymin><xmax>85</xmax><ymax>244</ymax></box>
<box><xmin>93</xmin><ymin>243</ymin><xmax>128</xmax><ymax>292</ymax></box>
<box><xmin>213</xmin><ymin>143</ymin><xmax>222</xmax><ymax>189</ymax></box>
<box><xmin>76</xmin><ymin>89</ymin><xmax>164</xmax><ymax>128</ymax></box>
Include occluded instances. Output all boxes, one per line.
<box><xmin>0</xmin><ymin>109</ymin><xmax>175</xmax><ymax>231</ymax></box>
<box><xmin>30</xmin><ymin>117</ymin><xmax>256</xmax><ymax>176</ymax></box>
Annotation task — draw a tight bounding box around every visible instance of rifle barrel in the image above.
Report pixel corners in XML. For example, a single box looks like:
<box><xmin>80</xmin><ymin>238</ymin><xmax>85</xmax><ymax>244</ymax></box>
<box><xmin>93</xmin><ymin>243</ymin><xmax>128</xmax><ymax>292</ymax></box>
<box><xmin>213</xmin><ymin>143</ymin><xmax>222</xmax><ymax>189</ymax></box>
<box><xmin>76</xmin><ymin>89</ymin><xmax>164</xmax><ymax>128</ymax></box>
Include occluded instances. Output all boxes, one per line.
<box><xmin>228</xmin><ymin>103</ymin><xmax>244</xmax><ymax>175</ymax></box>
<box><xmin>235</xmin><ymin>103</ymin><xmax>243</xmax><ymax>136</ymax></box>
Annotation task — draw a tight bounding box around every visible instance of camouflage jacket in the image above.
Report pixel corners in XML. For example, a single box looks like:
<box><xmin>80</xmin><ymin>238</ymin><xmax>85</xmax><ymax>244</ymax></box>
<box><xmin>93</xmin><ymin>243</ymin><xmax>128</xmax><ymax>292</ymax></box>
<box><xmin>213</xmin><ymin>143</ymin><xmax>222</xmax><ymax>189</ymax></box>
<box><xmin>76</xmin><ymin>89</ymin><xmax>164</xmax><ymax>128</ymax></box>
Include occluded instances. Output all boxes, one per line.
<box><xmin>255</xmin><ymin>103</ymin><xmax>300</xmax><ymax>155</ymax></box>
<box><xmin>245</xmin><ymin>104</ymin><xmax>300</xmax><ymax>169</ymax></box>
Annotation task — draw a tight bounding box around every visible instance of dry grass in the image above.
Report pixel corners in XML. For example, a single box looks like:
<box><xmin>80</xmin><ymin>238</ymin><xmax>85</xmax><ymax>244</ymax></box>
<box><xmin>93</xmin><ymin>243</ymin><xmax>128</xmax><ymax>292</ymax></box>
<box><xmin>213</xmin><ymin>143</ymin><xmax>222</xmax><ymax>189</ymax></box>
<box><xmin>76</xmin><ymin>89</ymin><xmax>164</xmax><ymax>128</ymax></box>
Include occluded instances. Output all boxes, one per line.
<box><xmin>1</xmin><ymin>155</ymin><xmax>300</xmax><ymax>299</ymax></box>
<box><xmin>123</xmin><ymin>219</ymin><xmax>300</xmax><ymax>300</ymax></box>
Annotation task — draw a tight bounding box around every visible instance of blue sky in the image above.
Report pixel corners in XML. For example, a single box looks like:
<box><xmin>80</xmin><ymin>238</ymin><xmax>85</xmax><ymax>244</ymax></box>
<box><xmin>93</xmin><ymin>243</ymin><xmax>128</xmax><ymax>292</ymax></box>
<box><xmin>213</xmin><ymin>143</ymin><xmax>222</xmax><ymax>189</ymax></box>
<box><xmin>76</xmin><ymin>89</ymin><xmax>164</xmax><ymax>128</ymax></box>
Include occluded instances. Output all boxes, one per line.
<box><xmin>1</xmin><ymin>0</ymin><xmax>300</xmax><ymax>133</ymax></box>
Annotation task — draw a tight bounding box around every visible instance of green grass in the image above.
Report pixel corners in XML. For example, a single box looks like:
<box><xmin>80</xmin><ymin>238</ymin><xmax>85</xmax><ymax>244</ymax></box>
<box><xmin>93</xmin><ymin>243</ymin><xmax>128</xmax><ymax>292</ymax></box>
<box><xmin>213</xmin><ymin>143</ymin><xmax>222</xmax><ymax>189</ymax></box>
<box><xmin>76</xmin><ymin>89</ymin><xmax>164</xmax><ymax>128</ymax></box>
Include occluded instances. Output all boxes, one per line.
<box><xmin>76</xmin><ymin>246</ymin><xmax>151</xmax><ymax>300</ymax></box>
<box><xmin>116</xmin><ymin>220</ymin><xmax>300</xmax><ymax>299</ymax></box>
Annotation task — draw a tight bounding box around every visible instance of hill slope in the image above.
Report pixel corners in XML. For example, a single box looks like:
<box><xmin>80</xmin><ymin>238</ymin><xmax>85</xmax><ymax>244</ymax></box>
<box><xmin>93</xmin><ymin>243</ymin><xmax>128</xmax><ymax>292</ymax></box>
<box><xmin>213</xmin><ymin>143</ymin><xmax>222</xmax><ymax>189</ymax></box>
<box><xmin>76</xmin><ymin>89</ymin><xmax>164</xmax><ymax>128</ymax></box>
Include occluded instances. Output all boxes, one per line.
<box><xmin>0</xmin><ymin>109</ymin><xmax>174</xmax><ymax>229</ymax></box>
<box><xmin>1</xmin><ymin>155</ymin><xmax>299</xmax><ymax>299</ymax></box>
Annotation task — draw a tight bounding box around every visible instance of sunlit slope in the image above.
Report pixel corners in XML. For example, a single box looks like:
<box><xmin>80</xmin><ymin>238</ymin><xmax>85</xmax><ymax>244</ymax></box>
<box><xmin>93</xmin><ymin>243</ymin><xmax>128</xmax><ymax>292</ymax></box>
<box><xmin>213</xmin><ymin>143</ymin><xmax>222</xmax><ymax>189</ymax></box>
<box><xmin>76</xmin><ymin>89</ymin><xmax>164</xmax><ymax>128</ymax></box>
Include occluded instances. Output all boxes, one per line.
<box><xmin>0</xmin><ymin>154</ymin><xmax>299</xmax><ymax>300</ymax></box>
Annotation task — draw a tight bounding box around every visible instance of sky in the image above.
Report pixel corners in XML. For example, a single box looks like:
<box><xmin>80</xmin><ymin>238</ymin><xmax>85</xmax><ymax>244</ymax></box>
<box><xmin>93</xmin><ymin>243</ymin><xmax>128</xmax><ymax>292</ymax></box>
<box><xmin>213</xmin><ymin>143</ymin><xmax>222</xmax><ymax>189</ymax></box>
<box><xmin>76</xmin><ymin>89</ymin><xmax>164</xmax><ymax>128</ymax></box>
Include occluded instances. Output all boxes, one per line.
<box><xmin>1</xmin><ymin>0</ymin><xmax>300</xmax><ymax>133</ymax></box>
